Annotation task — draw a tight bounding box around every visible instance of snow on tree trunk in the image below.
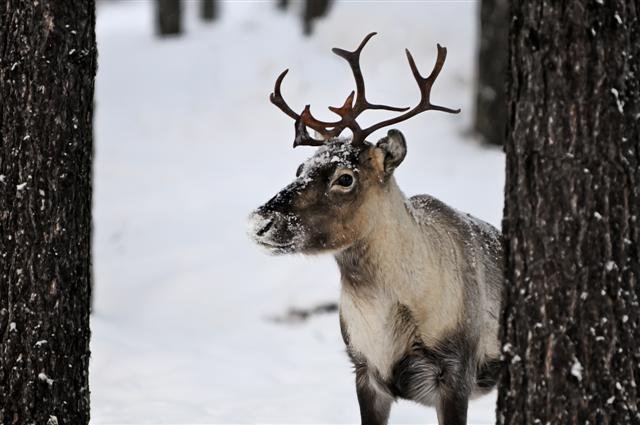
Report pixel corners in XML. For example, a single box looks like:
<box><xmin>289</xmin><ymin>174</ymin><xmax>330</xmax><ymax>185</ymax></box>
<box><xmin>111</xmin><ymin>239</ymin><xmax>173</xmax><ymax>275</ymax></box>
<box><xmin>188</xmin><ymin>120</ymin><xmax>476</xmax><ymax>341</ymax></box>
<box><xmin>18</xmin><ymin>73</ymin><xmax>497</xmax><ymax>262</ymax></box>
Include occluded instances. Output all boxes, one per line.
<box><xmin>474</xmin><ymin>0</ymin><xmax>508</xmax><ymax>146</ymax></box>
<box><xmin>0</xmin><ymin>1</ymin><xmax>96</xmax><ymax>423</ymax></box>
<box><xmin>156</xmin><ymin>0</ymin><xmax>182</xmax><ymax>36</ymax></box>
<box><xmin>499</xmin><ymin>1</ymin><xmax>640</xmax><ymax>423</ymax></box>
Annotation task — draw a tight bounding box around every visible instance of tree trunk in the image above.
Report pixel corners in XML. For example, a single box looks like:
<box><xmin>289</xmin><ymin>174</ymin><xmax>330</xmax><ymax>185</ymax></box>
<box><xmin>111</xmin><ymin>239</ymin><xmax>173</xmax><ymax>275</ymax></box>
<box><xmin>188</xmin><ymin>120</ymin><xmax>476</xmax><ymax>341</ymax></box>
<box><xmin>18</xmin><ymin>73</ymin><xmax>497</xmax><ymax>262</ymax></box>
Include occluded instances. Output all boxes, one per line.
<box><xmin>201</xmin><ymin>0</ymin><xmax>217</xmax><ymax>22</ymax></box>
<box><xmin>156</xmin><ymin>0</ymin><xmax>182</xmax><ymax>36</ymax></box>
<box><xmin>474</xmin><ymin>0</ymin><xmax>508</xmax><ymax>146</ymax></box>
<box><xmin>499</xmin><ymin>1</ymin><xmax>640</xmax><ymax>424</ymax></box>
<box><xmin>277</xmin><ymin>0</ymin><xmax>289</xmax><ymax>11</ymax></box>
<box><xmin>0</xmin><ymin>1</ymin><xmax>96</xmax><ymax>424</ymax></box>
<box><xmin>302</xmin><ymin>0</ymin><xmax>332</xmax><ymax>36</ymax></box>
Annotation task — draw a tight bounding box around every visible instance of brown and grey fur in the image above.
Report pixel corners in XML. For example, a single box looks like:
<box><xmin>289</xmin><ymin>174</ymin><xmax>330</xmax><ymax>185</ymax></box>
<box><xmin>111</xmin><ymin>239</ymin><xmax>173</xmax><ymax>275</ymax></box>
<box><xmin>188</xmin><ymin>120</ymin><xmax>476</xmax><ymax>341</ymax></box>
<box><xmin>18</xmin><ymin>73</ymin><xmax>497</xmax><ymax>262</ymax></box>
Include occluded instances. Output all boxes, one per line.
<box><xmin>248</xmin><ymin>130</ymin><xmax>503</xmax><ymax>425</ymax></box>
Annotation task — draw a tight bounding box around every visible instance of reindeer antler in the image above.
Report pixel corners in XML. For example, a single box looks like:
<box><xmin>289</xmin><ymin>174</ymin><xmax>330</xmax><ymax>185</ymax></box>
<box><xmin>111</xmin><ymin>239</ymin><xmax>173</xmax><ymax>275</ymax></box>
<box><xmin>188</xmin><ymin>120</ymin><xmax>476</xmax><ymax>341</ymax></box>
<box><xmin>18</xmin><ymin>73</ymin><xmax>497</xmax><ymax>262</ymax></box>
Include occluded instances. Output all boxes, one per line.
<box><xmin>269</xmin><ymin>32</ymin><xmax>460</xmax><ymax>147</ymax></box>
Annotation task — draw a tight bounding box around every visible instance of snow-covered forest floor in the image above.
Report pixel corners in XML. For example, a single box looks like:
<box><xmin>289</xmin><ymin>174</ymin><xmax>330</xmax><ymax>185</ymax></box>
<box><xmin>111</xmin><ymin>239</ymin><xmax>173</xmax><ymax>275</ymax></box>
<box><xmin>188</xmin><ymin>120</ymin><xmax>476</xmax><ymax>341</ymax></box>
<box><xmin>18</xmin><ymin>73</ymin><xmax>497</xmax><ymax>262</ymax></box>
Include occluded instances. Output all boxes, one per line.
<box><xmin>90</xmin><ymin>1</ymin><xmax>504</xmax><ymax>423</ymax></box>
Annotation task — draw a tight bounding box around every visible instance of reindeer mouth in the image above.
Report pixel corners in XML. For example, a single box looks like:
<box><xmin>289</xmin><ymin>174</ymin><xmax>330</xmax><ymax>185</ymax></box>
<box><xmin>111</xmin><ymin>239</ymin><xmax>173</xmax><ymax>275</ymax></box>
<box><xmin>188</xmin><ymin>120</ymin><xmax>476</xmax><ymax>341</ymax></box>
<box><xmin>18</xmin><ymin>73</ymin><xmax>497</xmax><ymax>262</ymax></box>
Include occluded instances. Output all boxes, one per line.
<box><xmin>248</xmin><ymin>210</ymin><xmax>303</xmax><ymax>254</ymax></box>
<box><xmin>255</xmin><ymin>239</ymin><xmax>296</xmax><ymax>254</ymax></box>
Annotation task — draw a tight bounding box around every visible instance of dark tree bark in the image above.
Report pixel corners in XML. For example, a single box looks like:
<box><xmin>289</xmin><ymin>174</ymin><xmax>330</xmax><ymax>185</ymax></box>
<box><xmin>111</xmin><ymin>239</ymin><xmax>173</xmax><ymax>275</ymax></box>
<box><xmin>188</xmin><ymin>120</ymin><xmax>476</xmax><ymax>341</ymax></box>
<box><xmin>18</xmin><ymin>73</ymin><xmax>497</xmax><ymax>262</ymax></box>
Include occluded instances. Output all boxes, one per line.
<box><xmin>474</xmin><ymin>0</ymin><xmax>508</xmax><ymax>146</ymax></box>
<box><xmin>499</xmin><ymin>1</ymin><xmax>640</xmax><ymax>424</ymax></box>
<box><xmin>156</xmin><ymin>0</ymin><xmax>181</xmax><ymax>36</ymax></box>
<box><xmin>302</xmin><ymin>0</ymin><xmax>332</xmax><ymax>36</ymax></box>
<box><xmin>200</xmin><ymin>0</ymin><xmax>217</xmax><ymax>22</ymax></box>
<box><xmin>0</xmin><ymin>1</ymin><xmax>96</xmax><ymax>423</ymax></box>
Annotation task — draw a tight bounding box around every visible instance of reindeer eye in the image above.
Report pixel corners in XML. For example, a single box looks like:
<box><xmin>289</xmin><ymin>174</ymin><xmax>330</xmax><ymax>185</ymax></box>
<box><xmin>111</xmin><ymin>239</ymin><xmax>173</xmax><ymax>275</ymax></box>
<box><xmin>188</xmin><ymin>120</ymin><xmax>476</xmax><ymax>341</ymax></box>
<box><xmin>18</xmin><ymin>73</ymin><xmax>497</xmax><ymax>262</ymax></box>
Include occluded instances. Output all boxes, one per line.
<box><xmin>296</xmin><ymin>164</ymin><xmax>304</xmax><ymax>177</ymax></box>
<box><xmin>336</xmin><ymin>174</ymin><xmax>353</xmax><ymax>187</ymax></box>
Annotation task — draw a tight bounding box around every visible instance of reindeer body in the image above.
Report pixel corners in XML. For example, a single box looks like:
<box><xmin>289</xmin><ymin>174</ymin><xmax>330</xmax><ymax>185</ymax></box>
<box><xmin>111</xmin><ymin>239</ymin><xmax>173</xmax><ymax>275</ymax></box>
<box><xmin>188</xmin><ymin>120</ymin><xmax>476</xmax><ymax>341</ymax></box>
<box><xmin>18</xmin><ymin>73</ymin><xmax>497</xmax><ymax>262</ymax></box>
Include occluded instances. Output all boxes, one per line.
<box><xmin>250</xmin><ymin>34</ymin><xmax>502</xmax><ymax>425</ymax></box>
<box><xmin>337</xmin><ymin>182</ymin><xmax>502</xmax><ymax>424</ymax></box>
<box><xmin>250</xmin><ymin>137</ymin><xmax>503</xmax><ymax>424</ymax></box>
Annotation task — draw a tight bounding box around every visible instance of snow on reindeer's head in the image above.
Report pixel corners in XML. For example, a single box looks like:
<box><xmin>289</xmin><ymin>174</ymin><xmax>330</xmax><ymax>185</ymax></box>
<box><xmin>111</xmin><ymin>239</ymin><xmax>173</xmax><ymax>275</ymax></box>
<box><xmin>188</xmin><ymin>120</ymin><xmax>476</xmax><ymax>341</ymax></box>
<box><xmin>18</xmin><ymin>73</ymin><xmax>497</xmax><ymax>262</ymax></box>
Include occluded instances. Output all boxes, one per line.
<box><xmin>248</xmin><ymin>32</ymin><xmax>459</xmax><ymax>255</ymax></box>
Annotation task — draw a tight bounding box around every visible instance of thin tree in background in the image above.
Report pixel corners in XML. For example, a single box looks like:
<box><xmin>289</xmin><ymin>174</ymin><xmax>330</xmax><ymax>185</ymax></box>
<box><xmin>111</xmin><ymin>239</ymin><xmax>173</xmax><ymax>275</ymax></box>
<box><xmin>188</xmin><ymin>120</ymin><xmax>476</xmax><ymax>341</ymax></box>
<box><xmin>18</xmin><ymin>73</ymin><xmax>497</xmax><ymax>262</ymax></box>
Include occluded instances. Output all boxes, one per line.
<box><xmin>499</xmin><ymin>1</ymin><xmax>639</xmax><ymax>423</ymax></box>
<box><xmin>277</xmin><ymin>0</ymin><xmax>289</xmax><ymax>11</ymax></box>
<box><xmin>201</xmin><ymin>0</ymin><xmax>217</xmax><ymax>22</ymax></box>
<box><xmin>302</xmin><ymin>0</ymin><xmax>332</xmax><ymax>36</ymax></box>
<box><xmin>156</xmin><ymin>0</ymin><xmax>182</xmax><ymax>36</ymax></box>
<box><xmin>474</xmin><ymin>0</ymin><xmax>508</xmax><ymax>146</ymax></box>
<box><xmin>0</xmin><ymin>0</ymin><xmax>96</xmax><ymax>423</ymax></box>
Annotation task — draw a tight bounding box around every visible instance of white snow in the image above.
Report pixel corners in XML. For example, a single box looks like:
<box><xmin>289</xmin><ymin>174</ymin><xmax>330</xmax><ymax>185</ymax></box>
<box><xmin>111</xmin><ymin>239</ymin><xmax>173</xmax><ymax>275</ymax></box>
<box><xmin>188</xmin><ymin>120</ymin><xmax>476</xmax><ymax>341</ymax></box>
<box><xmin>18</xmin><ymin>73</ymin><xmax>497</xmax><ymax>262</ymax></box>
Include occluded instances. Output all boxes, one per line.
<box><xmin>611</xmin><ymin>88</ymin><xmax>624</xmax><ymax>113</ymax></box>
<box><xmin>91</xmin><ymin>1</ymin><xmax>503</xmax><ymax>423</ymax></box>
<box><xmin>571</xmin><ymin>359</ymin><xmax>583</xmax><ymax>381</ymax></box>
<box><xmin>38</xmin><ymin>372</ymin><xmax>54</xmax><ymax>386</ymax></box>
<box><xmin>297</xmin><ymin>139</ymin><xmax>357</xmax><ymax>183</ymax></box>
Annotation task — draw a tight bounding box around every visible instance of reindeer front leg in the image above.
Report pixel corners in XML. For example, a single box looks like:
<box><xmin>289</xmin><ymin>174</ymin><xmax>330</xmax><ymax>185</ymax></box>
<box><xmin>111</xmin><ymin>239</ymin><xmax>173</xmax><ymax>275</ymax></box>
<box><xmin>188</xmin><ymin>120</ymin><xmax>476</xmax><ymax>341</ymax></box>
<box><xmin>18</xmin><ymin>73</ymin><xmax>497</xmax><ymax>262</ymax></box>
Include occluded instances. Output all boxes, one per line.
<box><xmin>355</xmin><ymin>364</ymin><xmax>392</xmax><ymax>425</ymax></box>
<box><xmin>436</xmin><ymin>393</ymin><xmax>468</xmax><ymax>425</ymax></box>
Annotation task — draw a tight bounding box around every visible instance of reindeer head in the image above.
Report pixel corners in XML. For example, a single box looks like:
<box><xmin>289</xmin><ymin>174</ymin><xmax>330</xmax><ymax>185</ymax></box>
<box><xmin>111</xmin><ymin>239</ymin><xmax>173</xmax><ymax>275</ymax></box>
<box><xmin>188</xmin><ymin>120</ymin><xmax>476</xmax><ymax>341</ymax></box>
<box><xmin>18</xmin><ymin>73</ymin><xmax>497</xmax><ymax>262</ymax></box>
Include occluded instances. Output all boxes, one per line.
<box><xmin>248</xmin><ymin>33</ymin><xmax>458</xmax><ymax>255</ymax></box>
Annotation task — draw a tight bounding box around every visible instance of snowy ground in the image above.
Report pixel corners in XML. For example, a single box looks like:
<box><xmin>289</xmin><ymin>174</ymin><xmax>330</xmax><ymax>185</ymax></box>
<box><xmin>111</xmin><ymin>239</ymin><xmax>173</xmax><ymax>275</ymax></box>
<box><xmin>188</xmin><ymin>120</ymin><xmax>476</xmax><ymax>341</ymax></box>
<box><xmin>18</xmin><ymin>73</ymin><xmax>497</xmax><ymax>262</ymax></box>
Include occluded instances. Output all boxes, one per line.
<box><xmin>90</xmin><ymin>1</ymin><xmax>504</xmax><ymax>423</ymax></box>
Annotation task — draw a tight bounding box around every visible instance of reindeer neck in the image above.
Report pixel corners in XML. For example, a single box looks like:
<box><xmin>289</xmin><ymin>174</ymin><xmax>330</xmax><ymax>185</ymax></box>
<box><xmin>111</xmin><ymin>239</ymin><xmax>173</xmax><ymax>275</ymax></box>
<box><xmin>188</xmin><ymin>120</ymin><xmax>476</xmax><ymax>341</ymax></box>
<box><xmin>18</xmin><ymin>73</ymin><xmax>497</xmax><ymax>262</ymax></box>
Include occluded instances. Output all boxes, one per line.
<box><xmin>335</xmin><ymin>178</ymin><xmax>464</xmax><ymax>345</ymax></box>
<box><xmin>334</xmin><ymin>178</ymin><xmax>432</xmax><ymax>292</ymax></box>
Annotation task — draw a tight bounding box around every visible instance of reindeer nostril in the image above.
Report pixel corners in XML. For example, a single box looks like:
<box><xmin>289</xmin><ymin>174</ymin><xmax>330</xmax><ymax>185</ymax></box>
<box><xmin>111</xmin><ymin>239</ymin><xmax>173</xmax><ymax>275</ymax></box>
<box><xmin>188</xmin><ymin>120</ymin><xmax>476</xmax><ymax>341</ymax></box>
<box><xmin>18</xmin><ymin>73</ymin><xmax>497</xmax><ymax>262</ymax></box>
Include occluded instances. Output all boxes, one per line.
<box><xmin>256</xmin><ymin>219</ymin><xmax>274</xmax><ymax>237</ymax></box>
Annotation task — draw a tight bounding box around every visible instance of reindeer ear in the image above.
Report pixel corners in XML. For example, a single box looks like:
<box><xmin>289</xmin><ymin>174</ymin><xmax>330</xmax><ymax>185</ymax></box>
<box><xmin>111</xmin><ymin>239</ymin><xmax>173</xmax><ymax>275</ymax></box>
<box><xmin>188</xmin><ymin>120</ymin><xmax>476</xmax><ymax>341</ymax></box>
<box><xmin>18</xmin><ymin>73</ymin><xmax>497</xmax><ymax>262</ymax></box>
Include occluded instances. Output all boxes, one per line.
<box><xmin>375</xmin><ymin>129</ymin><xmax>407</xmax><ymax>175</ymax></box>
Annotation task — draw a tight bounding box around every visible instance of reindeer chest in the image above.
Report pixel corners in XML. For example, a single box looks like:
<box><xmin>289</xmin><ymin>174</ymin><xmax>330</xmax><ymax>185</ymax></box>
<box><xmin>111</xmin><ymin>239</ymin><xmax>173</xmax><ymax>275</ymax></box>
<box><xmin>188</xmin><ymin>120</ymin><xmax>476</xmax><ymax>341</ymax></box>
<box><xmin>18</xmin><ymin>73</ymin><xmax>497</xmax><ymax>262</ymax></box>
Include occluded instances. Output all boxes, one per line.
<box><xmin>339</xmin><ymin>286</ymin><xmax>478</xmax><ymax>407</ymax></box>
<box><xmin>339</xmin><ymin>288</ymin><xmax>414</xmax><ymax>380</ymax></box>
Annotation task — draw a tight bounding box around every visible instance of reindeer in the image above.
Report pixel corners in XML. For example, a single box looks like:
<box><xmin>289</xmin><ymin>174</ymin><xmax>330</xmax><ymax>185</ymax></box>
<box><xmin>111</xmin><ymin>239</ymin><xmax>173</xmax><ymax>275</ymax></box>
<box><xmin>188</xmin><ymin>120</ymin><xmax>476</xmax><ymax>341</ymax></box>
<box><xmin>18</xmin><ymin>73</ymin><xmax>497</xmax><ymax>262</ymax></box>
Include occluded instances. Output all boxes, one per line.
<box><xmin>248</xmin><ymin>33</ymin><xmax>503</xmax><ymax>425</ymax></box>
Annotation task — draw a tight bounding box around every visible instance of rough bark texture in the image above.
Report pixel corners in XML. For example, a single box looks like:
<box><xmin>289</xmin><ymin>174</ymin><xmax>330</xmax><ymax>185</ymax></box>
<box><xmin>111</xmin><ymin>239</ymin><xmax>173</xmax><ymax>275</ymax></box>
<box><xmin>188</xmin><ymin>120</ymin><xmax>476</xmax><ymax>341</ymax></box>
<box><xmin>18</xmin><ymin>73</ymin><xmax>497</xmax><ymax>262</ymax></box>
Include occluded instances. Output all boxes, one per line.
<box><xmin>499</xmin><ymin>1</ymin><xmax>640</xmax><ymax>424</ymax></box>
<box><xmin>0</xmin><ymin>1</ymin><xmax>95</xmax><ymax>424</ymax></box>
<box><xmin>201</xmin><ymin>0</ymin><xmax>217</xmax><ymax>22</ymax></box>
<box><xmin>474</xmin><ymin>0</ymin><xmax>508</xmax><ymax>146</ymax></box>
<box><xmin>156</xmin><ymin>0</ymin><xmax>181</xmax><ymax>36</ymax></box>
<box><xmin>302</xmin><ymin>0</ymin><xmax>332</xmax><ymax>36</ymax></box>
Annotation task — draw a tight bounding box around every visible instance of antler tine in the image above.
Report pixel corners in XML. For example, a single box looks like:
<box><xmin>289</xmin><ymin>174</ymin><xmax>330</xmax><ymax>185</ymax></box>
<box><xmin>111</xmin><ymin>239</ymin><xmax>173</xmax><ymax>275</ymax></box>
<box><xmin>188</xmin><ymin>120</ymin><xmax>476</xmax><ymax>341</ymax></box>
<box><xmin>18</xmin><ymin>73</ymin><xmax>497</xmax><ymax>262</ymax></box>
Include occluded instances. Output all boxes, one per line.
<box><xmin>293</xmin><ymin>118</ymin><xmax>327</xmax><ymax>147</ymax></box>
<box><xmin>300</xmin><ymin>105</ymin><xmax>341</xmax><ymax>134</ymax></box>
<box><xmin>331</xmin><ymin>32</ymin><xmax>373</xmax><ymax>111</ymax></box>
<box><xmin>270</xmin><ymin>69</ymin><xmax>300</xmax><ymax>120</ymax></box>
<box><xmin>332</xmin><ymin>32</ymin><xmax>409</xmax><ymax>115</ymax></box>
<box><xmin>270</xmin><ymin>69</ymin><xmax>343</xmax><ymax>146</ymax></box>
<box><xmin>328</xmin><ymin>91</ymin><xmax>355</xmax><ymax>116</ymax></box>
<box><xmin>270</xmin><ymin>34</ymin><xmax>460</xmax><ymax>148</ymax></box>
<box><xmin>359</xmin><ymin>43</ymin><xmax>460</xmax><ymax>140</ymax></box>
<box><xmin>404</xmin><ymin>44</ymin><xmax>459</xmax><ymax>112</ymax></box>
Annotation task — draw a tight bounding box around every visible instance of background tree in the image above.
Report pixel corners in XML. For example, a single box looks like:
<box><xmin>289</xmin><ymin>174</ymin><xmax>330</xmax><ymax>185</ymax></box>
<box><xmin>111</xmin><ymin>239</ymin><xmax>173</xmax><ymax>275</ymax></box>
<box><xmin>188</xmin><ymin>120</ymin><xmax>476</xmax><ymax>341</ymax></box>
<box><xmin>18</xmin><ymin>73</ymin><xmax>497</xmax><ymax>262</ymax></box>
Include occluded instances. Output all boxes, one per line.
<box><xmin>302</xmin><ymin>0</ymin><xmax>332</xmax><ymax>36</ymax></box>
<box><xmin>156</xmin><ymin>0</ymin><xmax>182</xmax><ymax>36</ymax></box>
<box><xmin>499</xmin><ymin>1</ymin><xmax>639</xmax><ymax>423</ymax></box>
<box><xmin>0</xmin><ymin>1</ymin><xmax>96</xmax><ymax>423</ymax></box>
<box><xmin>201</xmin><ymin>0</ymin><xmax>217</xmax><ymax>22</ymax></box>
<box><xmin>474</xmin><ymin>0</ymin><xmax>508</xmax><ymax>146</ymax></box>
<box><xmin>277</xmin><ymin>0</ymin><xmax>289</xmax><ymax>11</ymax></box>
